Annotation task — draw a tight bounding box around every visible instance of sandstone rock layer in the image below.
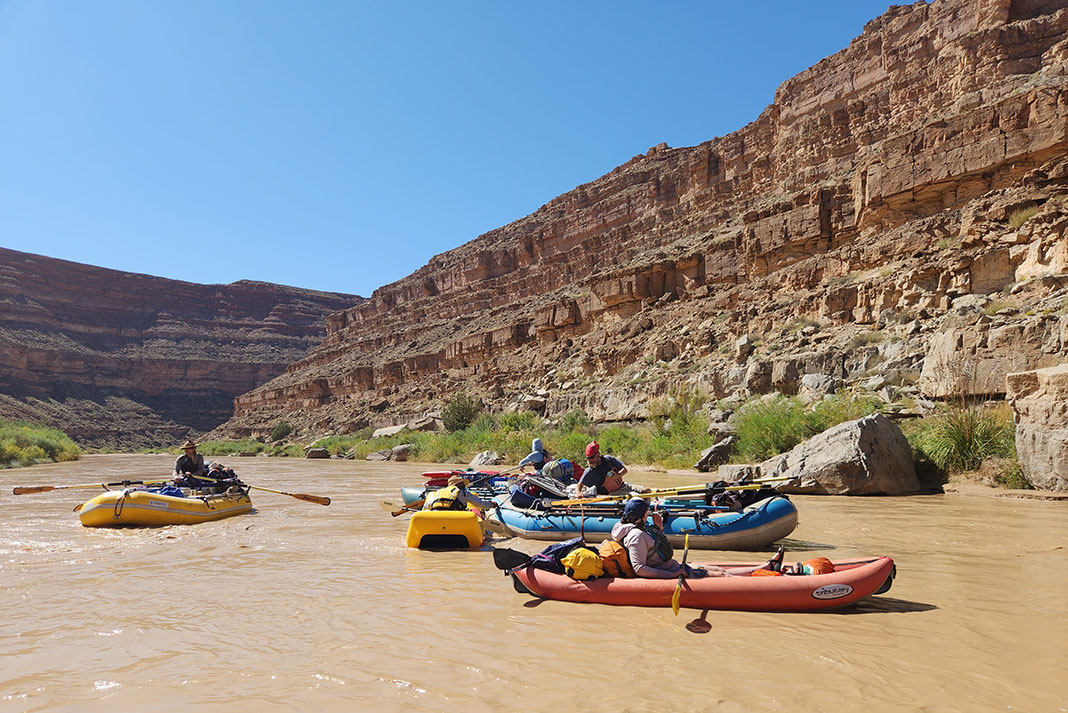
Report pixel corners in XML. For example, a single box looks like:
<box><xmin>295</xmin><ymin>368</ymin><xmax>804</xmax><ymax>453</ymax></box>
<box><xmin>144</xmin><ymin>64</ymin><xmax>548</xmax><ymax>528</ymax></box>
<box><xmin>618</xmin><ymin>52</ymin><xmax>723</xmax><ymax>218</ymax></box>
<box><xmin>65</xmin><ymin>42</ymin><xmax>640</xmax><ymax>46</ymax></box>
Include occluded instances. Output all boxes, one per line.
<box><xmin>208</xmin><ymin>0</ymin><xmax>1068</xmax><ymax>448</ymax></box>
<box><xmin>1007</xmin><ymin>363</ymin><xmax>1068</xmax><ymax>491</ymax></box>
<box><xmin>0</xmin><ymin>248</ymin><xmax>359</xmax><ymax>448</ymax></box>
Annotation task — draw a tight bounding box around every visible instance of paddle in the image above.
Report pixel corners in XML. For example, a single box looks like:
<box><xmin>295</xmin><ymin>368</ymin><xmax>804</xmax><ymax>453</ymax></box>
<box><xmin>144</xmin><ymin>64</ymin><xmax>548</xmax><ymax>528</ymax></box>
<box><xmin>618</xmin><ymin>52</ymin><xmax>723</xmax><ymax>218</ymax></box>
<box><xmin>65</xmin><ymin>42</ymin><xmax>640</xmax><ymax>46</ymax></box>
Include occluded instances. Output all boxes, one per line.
<box><xmin>13</xmin><ymin>479</ymin><xmax>172</xmax><ymax>495</ymax></box>
<box><xmin>672</xmin><ymin>533</ymin><xmax>690</xmax><ymax>616</ymax></box>
<box><xmin>550</xmin><ymin>481</ymin><xmax>782</xmax><ymax>508</ymax></box>
<box><xmin>192</xmin><ymin>473</ymin><xmax>331</xmax><ymax>506</ymax></box>
<box><xmin>382</xmin><ymin>499</ymin><xmax>425</xmax><ymax>517</ymax></box>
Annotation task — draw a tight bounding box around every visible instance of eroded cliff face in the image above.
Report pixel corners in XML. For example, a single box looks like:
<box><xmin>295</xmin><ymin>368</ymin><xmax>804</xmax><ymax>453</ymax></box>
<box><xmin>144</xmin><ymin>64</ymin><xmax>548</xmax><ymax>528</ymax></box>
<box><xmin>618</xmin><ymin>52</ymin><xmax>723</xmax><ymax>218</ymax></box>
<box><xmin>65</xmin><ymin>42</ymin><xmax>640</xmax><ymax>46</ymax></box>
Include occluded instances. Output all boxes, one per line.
<box><xmin>0</xmin><ymin>248</ymin><xmax>360</xmax><ymax>448</ymax></box>
<box><xmin>218</xmin><ymin>0</ymin><xmax>1068</xmax><ymax>441</ymax></box>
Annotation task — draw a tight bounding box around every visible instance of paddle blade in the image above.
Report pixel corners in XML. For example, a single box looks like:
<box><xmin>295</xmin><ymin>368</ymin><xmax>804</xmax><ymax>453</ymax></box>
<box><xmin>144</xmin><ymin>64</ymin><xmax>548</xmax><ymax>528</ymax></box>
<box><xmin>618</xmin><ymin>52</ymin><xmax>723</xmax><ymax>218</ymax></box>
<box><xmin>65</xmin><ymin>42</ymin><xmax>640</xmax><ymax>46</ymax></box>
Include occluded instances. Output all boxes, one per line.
<box><xmin>671</xmin><ymin>577</ymin><xmax>682</xmax><ymax>616</ymax></box>
<box><xmin>293</xmin><ymin>493</ymin><xmax>331</xmax><ymax>506</ymax></box>
<box><xmin>73</xmin><ymin>503</ymin><xmax>84</xmax><ymax>512</ymax></box>
<box><xmin>13</xmin><ymin>486</ymin><xmax>57</xmax><ymax>495</ymax></box>
<box><xmin>492</xmin><ymin>547</ymin><xmax>531</xmax><ymax>572</ymax></box>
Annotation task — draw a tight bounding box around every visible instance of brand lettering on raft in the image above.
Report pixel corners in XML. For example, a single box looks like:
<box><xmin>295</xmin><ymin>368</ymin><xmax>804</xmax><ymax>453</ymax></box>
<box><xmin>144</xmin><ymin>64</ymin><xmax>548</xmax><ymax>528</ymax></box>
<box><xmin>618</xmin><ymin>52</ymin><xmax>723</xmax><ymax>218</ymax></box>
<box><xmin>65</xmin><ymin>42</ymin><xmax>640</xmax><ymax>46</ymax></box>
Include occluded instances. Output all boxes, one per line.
<box><xmin>148</xmin><ymin>501</ymin><xmax>171</xmax><ymax>508</ymax></box>
<box><xmin>811</xmin><ymin>584</ymin><xmax>853</xmax><ymax>600</ymax></box>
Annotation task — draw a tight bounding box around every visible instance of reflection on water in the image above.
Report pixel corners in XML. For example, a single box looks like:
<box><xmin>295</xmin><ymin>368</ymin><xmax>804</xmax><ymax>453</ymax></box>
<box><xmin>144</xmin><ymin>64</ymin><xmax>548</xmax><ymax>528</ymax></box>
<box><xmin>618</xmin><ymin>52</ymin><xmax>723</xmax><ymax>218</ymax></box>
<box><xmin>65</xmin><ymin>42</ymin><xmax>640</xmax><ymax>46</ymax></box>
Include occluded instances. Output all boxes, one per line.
<box><xmin>2</xmin><ymin>455</ymin><xmax>1066</xmax><ymax>712</ymax></box>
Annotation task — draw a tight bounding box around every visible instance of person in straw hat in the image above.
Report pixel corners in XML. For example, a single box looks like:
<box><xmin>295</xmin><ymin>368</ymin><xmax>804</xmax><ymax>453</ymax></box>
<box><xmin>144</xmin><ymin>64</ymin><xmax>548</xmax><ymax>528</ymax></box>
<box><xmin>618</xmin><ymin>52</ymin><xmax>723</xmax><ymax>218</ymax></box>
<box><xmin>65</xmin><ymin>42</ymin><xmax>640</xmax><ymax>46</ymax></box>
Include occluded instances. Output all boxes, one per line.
<box><xmin>172</xmin><ymin>439</ymin><xmax>207</xmax><ymax>484</ymax></box>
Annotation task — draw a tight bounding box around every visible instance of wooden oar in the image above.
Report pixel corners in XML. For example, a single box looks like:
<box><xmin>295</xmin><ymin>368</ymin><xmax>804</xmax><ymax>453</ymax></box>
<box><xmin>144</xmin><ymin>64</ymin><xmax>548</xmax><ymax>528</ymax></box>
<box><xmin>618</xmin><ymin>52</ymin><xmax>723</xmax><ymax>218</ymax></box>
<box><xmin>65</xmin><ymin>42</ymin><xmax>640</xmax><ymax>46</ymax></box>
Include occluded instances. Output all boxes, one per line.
<box><xmin>193</xmin><ymin>473</ymin><xmax>330</xmax><ymax>506</ymax></box>
<box><xmin>13</xmin><ymin>478</ymin><xmax>172</xmax><ymax>495</ymax></box>
<box><xmin>550</xmin><ymin>481</ymin><xmax>780</xmax><ymax>508</ymax></box>
<box><xmin>382</xmin><ymin>499</ymin><xmax>424</xmax><ymax>517</ymax></box>
<box><xmin>672</xmin><ymin>533</ymin><xmax>690</xmax><ymax>616</ymax></box>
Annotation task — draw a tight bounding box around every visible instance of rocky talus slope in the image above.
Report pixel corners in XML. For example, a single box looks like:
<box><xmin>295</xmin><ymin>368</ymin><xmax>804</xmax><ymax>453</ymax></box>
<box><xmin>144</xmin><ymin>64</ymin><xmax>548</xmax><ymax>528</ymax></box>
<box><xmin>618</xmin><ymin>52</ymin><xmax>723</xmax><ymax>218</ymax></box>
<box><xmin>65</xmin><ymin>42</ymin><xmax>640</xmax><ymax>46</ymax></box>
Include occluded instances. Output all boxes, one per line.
<box><xmin>216</xmin><ymin>0</ymin><xmax>1068</xmax><ymax>483</ymax></box>
<box><xmin>0</xmin><ymin>248</ymin><xmax>360</xmax><ymax>449</ymax></box>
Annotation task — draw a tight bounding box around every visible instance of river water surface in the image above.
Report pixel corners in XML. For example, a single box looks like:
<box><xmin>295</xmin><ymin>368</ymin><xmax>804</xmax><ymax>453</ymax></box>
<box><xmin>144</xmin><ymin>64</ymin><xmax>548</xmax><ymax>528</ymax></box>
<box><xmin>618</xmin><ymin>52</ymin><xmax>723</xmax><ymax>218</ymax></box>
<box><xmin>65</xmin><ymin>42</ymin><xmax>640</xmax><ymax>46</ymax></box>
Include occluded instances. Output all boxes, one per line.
<box><xmin>2</xmin><ymin>455</ymin><xmax>1065</xmax><ymax>713</ymax></box>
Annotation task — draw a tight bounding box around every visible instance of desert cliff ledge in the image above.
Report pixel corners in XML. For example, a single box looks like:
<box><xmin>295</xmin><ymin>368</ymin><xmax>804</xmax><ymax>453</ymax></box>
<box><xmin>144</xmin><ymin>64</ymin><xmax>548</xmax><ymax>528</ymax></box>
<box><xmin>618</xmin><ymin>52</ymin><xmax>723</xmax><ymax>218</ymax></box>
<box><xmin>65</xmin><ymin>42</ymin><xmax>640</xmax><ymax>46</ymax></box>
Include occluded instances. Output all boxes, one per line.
<box><xmin>0</xmin><ymin>247</ymin><xmax>361</xmax><ymax>448</ymax></box>
<box><xmin>217</xmin><ymin>0</ymin><xmax>1068</xmax><ymax>444</ymax></box>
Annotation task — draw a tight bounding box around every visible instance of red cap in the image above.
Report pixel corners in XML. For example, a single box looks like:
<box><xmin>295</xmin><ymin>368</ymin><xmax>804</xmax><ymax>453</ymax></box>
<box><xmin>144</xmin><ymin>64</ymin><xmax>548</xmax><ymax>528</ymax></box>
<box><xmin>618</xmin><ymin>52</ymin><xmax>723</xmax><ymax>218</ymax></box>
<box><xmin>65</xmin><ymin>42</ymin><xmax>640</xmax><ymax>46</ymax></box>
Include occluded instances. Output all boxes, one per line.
<box><xmin>585</xmin><ymin>441</ymin><xmax>600</xmax><ymax>458</ymax></box>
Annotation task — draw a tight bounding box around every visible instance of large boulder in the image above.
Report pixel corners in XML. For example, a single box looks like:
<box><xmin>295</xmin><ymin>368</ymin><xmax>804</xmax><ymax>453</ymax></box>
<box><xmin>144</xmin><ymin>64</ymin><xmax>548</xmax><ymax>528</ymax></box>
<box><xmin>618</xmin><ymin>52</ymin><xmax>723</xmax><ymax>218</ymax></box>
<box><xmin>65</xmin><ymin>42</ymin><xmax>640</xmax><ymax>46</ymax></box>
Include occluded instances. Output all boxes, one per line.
<box><xmin>694</xmin><ymin>435</ymin><xmax>737</xmax><ymax>472</ymax></box>
<box><xmin>761</xmin><ymin>413</ymin><xmax>921</xmax><ymax>495</ymax></box>
<box><xmin>1007</xmin><ymin>364</ymin><xmax>1068</xmax><ymax>492</ymax></box>
<box><xmin>372</xmin><ymin>424</ymin><xmax>408</xmax><ymax>439</ymax></box>
<box><xmin>304</xmin><ymin>447</ymin><xmax>330</xmax><ymax>459</ymax></box>
<box><xmin>470</xmin><ymin>450</ymin><xmax>503</xmax><ymax>466</ymax></box>
<box><xmin>365</xmin><ymin>449</ymin><xmax>392</xmax><ymax>461</ymax></box>
<box><xmin>391</xmin><ymin>443</ymin><xmax>413</xmax><ymax>462</ymax></box>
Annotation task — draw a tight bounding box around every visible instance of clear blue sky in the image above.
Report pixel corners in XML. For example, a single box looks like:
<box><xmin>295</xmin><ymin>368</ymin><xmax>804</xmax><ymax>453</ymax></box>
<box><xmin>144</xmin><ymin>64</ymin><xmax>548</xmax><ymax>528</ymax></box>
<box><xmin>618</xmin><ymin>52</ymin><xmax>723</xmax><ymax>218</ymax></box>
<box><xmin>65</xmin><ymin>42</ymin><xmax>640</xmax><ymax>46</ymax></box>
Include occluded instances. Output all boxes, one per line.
<box><xmin>0</xmin><ymin>0</ymin><xmax>894</xmax><ymax>297</ymax></box>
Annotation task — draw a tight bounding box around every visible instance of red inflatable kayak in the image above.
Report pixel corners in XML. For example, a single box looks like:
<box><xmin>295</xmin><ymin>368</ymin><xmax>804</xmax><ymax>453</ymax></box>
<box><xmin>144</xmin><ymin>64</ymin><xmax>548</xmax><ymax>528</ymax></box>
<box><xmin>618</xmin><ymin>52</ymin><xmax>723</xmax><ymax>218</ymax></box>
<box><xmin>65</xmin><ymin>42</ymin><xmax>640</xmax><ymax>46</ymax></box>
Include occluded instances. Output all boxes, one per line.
<box><xmin>509</xmin><ymin>556</ymin><xmax>896</xmax><ymax>612</ymax></box>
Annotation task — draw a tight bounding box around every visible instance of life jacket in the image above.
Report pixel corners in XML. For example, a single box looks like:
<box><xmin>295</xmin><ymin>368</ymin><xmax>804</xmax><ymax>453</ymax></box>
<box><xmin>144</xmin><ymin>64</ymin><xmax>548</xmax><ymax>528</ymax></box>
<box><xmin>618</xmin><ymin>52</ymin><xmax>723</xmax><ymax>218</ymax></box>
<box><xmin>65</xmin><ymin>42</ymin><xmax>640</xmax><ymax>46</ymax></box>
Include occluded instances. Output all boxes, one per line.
<box><xmin>598</xmin><ymin>539</ymin><xmax>635</xmax><ymax>578</ymax></box>
<box><xmin>428</xmin><ymin>485</ymin><xmax>466</xmax><ymax>511</ymax></box>
<box><xmin>560</xmin><ymin>546</ymin><xmax>604</xmax><ymax>580</ymax></box>
<box><xmin>647</xmin><ymin>524</ymin><xmax>674</xmax><ymax>562</ymax></box>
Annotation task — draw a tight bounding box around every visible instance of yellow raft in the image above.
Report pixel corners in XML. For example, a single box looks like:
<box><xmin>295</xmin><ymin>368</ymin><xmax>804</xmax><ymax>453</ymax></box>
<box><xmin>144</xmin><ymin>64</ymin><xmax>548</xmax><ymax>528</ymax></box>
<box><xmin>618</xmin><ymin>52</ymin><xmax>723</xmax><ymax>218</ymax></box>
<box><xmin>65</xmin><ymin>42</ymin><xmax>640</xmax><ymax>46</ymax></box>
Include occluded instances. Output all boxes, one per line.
<box><xmin>405</xmin><ymin>510</ymin><xmax>484</xmax><ymax>548</ymax></box>
<box><xmin>79</xmin><ymin>488</ymin><xmax>253</xmax><ymax>528</ymax></box>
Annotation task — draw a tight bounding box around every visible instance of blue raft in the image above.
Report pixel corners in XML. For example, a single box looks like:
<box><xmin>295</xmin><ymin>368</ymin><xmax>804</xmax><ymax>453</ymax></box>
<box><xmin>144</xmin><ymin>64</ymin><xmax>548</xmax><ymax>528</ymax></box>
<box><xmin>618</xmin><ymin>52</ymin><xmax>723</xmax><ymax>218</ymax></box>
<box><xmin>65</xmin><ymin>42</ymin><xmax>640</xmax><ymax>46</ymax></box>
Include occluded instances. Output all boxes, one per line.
<box><xmin>482</xmin><ymin>495</ymin><xmax>798</xmax><ymax>551</ymax></box>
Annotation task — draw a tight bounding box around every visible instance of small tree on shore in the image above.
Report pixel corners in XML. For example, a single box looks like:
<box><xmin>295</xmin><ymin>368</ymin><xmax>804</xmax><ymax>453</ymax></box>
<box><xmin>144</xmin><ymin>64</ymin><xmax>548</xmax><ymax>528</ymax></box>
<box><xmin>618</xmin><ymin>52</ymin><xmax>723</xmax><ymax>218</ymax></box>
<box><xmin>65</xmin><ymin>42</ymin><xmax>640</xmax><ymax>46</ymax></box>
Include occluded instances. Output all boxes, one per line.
<box><xmin>270</xmin><ymin>420</ymin><xmax>292</xmax><ymax>442</ymax></box>
<box><xmin>442</xmin><ymin>393</ymin><xmax>481</xmax><ymax>432</ymax></box>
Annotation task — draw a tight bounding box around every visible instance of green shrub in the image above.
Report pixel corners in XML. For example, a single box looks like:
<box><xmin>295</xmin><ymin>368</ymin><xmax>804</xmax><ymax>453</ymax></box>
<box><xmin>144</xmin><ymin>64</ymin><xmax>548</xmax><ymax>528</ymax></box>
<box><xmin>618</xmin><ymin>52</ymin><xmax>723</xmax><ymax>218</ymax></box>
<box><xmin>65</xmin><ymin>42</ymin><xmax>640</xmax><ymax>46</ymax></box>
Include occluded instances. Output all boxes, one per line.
<box><xmin>557</xmin><ymin>410</ymin><xmax>592</xmax><ymax>433</ymax></box>
<box><xmin>731</xmin><ymin>392</ymin><xmax>882</xmax><ymax>463</ymax></box>
<box><xmin>269</xmin><ymin>420</ymin><xmax>293</xmax><ymax>441</ymax></box>
<box><xmin>907</xmin><ymin>404</ymin><xmax>1016</xmax><ymax>473</ymax></box>
<box><xmin>442</xmin><ymin>392</ymin><xmax>482</xmax><ymax>432</ymax></box>
<box><xmin>731</xmin><ymin>395</ymin><xmax>809</xmax><ymax>462</ymax></box>
<box><xmin>198</xmin><ymin>439</ymin><xmax>265</xmax><ymax>456</ymax></box>
<box><xmin>0</xmin><ymin>420</ymin><xmax>81</xmax><ymax>468</ymax></box>
<box><xmin>498</xmin><ymin>410</ymin><xmax>541</xmax><ymax>432</ymax></box>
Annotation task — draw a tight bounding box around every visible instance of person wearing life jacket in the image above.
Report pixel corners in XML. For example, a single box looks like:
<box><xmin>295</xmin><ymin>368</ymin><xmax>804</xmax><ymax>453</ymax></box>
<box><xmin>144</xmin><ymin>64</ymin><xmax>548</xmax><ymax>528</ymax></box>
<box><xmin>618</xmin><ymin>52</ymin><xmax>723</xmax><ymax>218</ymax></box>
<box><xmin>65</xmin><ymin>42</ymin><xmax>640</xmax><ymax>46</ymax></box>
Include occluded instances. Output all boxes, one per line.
<box><xmin>518</xmin><ymin>438</ymin><xmax>551</xmax><ymax>472</ymax></box>
<box><xmin>610</xmin><ymin>498</ymin><xmax>787</xmax><ymax>579</ymax></box>
<box><xmin>578</xmin><ymin>441</ymin><xmax>651</xmax><ymax>496</ymax></box>
<box><xmin>424</xmin><ymin>475</ymin><xmax>495</xmax><ymax>513</ymax></box>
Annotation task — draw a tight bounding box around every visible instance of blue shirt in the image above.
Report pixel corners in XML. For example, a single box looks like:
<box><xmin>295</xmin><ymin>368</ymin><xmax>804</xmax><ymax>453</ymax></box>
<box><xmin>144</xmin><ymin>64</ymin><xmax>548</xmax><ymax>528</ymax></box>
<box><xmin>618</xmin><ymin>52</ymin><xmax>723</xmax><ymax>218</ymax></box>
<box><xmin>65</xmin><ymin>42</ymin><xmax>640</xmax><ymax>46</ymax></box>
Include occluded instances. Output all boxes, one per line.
<box><xmin>578</xmin><ymin>455</ymin><xmax>625</xmax><ymax>494</ymax></box>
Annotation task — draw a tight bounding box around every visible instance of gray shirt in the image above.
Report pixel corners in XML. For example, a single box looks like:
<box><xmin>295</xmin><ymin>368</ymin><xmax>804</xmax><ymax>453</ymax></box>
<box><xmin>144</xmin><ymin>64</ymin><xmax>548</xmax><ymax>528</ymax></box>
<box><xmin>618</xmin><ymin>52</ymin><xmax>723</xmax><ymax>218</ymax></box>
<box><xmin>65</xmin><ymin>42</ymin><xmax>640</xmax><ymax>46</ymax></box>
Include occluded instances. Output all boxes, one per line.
<box><xmin>610</xmin><ymin>522</ymin><xmax>683</xmax><ymax>579</ymax></box>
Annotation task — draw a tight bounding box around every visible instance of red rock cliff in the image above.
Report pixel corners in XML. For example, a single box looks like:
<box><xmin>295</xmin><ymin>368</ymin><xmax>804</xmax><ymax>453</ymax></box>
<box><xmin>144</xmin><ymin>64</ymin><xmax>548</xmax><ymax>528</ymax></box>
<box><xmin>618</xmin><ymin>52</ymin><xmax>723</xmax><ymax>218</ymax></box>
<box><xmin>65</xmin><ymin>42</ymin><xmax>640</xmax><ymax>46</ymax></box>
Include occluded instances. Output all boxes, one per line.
<box><xmin>0</xmin><ymin>247</ymin><xmax>360</xmax><ymax>448</ymax></box>
<box><xmin>222</xmin><ymin>0</ymin><xmax>1068</xmax><ymax>439</ymax></box>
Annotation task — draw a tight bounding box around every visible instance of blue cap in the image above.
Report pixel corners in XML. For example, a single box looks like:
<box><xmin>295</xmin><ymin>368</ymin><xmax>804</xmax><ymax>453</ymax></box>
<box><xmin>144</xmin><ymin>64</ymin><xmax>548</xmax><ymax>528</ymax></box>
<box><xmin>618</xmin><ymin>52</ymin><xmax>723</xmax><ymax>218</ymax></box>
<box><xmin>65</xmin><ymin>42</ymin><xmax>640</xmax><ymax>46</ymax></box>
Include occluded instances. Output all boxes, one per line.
<box><xmin>621</xmin><ymin>498</ymin><xmax>649</xmax><ymax>523</ymax></box>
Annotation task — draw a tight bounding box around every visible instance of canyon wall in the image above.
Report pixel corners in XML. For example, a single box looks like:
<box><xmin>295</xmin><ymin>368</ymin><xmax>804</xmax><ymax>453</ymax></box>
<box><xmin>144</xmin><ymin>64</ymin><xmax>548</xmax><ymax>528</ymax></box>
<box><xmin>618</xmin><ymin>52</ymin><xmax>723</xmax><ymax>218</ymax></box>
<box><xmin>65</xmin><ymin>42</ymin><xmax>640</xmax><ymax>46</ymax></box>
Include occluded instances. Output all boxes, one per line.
<box><xmin>0</xmin><ymin>247</ymin><xmax>360</xmax><ymax>448</ymax></box>
<box><xmin>217</xmin><ymin>0</ymin><xmax>1068</xmax><ymax>445</ymax></box>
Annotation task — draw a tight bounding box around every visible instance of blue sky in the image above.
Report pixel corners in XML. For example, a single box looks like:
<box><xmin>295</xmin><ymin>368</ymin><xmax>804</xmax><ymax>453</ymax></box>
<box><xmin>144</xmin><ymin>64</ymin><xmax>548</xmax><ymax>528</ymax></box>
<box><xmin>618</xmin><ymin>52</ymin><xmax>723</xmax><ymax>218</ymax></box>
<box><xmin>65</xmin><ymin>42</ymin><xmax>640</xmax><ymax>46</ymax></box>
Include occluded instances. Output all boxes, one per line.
<box><xmin>0</xmin><ymin>1</ymin><xmax>893</xmax><ymax>297</ymax></box>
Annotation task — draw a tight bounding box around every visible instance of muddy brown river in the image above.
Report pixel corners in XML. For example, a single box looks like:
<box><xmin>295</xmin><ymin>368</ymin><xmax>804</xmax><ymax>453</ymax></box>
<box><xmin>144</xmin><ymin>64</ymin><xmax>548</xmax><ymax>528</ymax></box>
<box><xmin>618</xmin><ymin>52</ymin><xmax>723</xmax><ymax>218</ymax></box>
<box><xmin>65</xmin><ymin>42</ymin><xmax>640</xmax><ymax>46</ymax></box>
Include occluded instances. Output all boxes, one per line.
<box><xmin>2</xmin><ymin>455</ymin><xmax>1065</xmax><ymax>712</ymax></box>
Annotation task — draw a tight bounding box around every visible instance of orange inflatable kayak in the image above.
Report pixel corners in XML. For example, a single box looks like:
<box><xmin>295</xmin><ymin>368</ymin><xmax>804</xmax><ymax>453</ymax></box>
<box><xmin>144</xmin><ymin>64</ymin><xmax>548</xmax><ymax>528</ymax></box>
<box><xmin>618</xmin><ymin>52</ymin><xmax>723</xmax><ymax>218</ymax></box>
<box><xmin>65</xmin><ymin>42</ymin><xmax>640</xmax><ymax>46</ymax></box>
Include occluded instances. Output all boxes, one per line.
<box><xmin>503</xmin><ymin>555</ymin><xmax>896</xmax><ymax>612</ymax></box>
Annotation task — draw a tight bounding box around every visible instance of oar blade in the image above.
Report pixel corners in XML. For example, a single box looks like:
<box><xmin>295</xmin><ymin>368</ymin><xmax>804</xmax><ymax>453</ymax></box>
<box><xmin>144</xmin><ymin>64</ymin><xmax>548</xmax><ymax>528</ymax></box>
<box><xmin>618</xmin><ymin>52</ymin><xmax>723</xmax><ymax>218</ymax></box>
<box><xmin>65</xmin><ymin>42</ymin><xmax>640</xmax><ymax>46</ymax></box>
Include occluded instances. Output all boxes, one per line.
<box><xmin>671</xmin><ymin>580</ymin><xmax>682</xmax><ymax>616</ymax></box>
<box><xmin>13</xmin><ymin>486</ymin><xmax>57</xmax><ymax>495</ymax></box>
<box><xmin>292</xmin><ymin>493</ymin><xmax>331</xmax><ymax>506</ymax></box>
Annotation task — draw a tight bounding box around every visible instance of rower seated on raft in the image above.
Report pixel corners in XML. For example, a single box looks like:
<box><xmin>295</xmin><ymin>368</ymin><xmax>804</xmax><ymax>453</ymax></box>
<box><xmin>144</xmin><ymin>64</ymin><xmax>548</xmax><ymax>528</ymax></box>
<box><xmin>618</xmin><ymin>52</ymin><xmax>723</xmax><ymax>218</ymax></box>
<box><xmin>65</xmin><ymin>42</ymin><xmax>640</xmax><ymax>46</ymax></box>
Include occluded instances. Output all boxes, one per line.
<box><xmin>172</xmin><ymin>441</ymin><xmax>240</xmax><ymax>493</ymax></box>
<box><xmin>573</xmin><ymin>441</ymin><xmax>651</xmax><ymax>497</ymax></box>
<box><xmin>423</xmin><ymin>475</ymin><xmax>496</xmax><ymax>513</ymax></box>
<box><xmin>611</xmin><ymin>498</ymin><xmax>831</xmax><ymax>578</ymax></box>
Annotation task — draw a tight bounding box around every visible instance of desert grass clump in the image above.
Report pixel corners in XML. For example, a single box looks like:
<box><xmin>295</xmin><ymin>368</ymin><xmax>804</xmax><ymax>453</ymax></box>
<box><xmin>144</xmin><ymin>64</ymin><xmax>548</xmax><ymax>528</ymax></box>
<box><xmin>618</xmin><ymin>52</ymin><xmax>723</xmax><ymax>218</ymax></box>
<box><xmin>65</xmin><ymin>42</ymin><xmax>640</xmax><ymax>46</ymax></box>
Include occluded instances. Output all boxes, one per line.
<box><xmin>731</xmin><ymin>395</ymin><xmax>809</xmax><ymax>462</ymax></box>
<box><xmin>731</xmin><ymin>392</ymin><xmax>883</xmax><ymax>463</ymax></box>
<box><xmin>0</xmin><ymin>420</ymin><xmax>81</xmax><ymax>468</ymax></box>
<box><xmin>906</xmin><ymin>403</ymin><xmax>1016</xmax><ymax>474</ymax></box>
<box><xmin>1008</xmin><ymin>205</ymin><xmax>1039</xmax><ymax>228</ymax></box>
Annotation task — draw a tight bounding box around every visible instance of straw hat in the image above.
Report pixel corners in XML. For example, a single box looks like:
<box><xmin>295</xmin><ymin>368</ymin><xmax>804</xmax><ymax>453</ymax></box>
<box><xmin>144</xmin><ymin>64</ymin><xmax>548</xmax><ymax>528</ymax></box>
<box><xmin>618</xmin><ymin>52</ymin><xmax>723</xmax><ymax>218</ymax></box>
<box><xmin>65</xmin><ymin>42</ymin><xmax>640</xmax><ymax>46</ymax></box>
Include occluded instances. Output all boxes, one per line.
<box><xmin>180</xmin><ymin>440</ymin><xmax>198</xmax><ymax>450</ymax></box>
<box><xmin>447</xmin><ymin>474</ymin><xmax>469</xmax><ymax>487</ymax></box>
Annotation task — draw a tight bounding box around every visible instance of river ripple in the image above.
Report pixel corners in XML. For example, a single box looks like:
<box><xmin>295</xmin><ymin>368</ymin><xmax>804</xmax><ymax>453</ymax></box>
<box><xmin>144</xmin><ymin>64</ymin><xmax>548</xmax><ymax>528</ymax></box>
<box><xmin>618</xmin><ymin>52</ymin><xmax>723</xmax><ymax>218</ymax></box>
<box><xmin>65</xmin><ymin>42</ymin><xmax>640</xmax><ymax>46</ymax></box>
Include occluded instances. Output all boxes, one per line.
<box><xmin>1</xmin><ymin>455</ymin><xmax>1065</xmax><ymax>713</ymax></box>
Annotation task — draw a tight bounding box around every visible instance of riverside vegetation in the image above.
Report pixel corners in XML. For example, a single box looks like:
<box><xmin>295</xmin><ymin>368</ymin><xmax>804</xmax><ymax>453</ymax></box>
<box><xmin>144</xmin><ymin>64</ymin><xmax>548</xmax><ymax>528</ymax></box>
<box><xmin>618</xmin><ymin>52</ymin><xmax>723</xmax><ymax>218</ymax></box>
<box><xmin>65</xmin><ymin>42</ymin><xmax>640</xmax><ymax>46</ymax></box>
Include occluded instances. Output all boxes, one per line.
<box><xmin>193</xmin><ymin>390</ymin><xmax>1024</xmax><ymax>489</ymax></box>
<box><xmin>0</xmin><ymin>420</ymin><xmax>81</xmax><ymax>468</ymax></box>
